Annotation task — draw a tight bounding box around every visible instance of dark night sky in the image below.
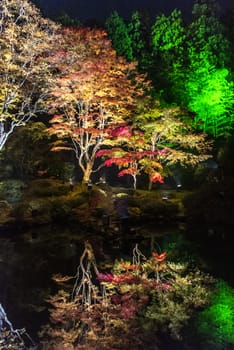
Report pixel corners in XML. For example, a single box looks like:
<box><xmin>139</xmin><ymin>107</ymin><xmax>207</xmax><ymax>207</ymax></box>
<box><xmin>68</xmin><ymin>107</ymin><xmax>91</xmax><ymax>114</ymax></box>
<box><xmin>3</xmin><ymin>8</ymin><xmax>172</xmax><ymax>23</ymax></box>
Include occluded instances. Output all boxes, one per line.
<box><xmin>33</xmin><ymin>0</ymin><xmax>233</xmax><ymax>24</ymax></box>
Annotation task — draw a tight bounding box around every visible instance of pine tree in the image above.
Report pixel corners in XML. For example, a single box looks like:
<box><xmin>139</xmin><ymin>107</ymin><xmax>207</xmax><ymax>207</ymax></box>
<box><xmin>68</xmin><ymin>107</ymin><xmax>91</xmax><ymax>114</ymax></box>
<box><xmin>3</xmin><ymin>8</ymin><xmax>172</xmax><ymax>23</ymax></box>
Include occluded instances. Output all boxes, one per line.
<box><xmin>105</xmin><ymin>11</ymin><xmax>133</xmax><ymax>61</ymax></box>
<box><xmin>128</xmin><ymin>11</ymin><xmax>152</xmax><ymax>71</ymax></box>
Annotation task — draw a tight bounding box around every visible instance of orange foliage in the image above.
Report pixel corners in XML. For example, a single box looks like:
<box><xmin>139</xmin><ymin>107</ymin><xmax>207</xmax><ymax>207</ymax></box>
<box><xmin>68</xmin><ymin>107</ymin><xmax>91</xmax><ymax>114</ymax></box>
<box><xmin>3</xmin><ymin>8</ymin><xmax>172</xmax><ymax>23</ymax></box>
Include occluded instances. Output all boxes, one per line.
<box><xmin>46</xmin><ymin>28</ymin><xmax>150</xmax><ymax>183</ymax></box>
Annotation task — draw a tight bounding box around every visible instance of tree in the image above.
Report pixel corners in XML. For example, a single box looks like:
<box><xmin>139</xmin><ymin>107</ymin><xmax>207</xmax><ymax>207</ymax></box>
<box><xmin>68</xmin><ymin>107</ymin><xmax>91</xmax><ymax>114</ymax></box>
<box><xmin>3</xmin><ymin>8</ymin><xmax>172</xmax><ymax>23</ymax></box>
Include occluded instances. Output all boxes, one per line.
<box><xmin>54</xmin><ymin>11</ymin><xmax>81</xmax><ymax>27</ymax></box>
<box><xmin>187</xmin><ymin>0</ymin><xmax>230</xmax><ymax>69</ymax></box>
<box><xmin>135</xmin><ymin>105</ymin><xmax>212</xmax><ymax>167</ymax></box>
<box><xmin>128</xmin><ymin>11</ymin><xmax>152</xmax><ymax>71</ymax></box>
<box><xmin>47</xmin><ymin>28</ymin><xmax>149</xmax><ymax>184</ymax></box>
<box><xmin>96</xmin><ymin>125</ymin><xmax>164</xmax><ymax>190</ymax></box>
<box><xmin>105</xmin><ymin>11</ymin><xmax>133</xmax><ymax>61</ymax></box>
<box><xmin>186</xmin><ymin>63</ymin><xmax>234</xmax><ymax>137</ymax></box>
<box><xmin>186</xmin><ymin>0</ymin><xmax>234</xmax><ymax>137</ymax></box>
<box><xmin>0</xmin><ymin>303</ymin><xmax>35</xmax><ymax>349</ymax></box>
<box><xmin>97</xmin><ymin>105</ymin><xmax>212</xmax><ymax>190</ymax></box>
<box><xmin>0</xmin><ymin>0</ymin><xmax>57</xmax><ymax>151</ymax></box>
<box><xmin>151</xmin><ymin>9</ymin><xmax>187</xmax><ymax>103</ymax></box>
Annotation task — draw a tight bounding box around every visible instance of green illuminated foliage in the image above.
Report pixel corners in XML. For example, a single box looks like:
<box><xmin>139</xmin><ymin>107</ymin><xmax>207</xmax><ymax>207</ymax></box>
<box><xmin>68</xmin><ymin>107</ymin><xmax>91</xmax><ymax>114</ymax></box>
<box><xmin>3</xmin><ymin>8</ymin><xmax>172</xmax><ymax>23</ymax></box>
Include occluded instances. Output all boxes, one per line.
<box><xmin>186</xmin><ymin>63</ymin><xmax>234</xmax><ymax>137</ymax></box>
<box><xmin>185</xmin><ymin>0</ymin><xmax>234</xmax><ymax>137</ymax></box>
<box><xmin>188</xmin><ymin>0</ymin><xmax>230</xmax><ymax>68</ymax></box>
<box><xmin>152</xmin><ymin>9</ymin><xmax>185</xmax><ymax>56</ymax></box>
<box><xmin>105</xmin><ymin>11</ymin><xmax>133</xmax><ymax>61</ymax></box>
<box><xmin>151</xmin><ymin>9</ymin><xmax>186</xmax><ymax>102</ymax></box>
<box><xmin>128</xmin><ymin>11</ymin><xmax>152</xmax><ymax>71</ymax></box>
<box><xmin>134</xmin><ymin>104</ymin><xmax>212</xmax><ymax>168</ymax></box>
<box><xmin>55</xmin><ymin>11</ymin><xmax>81</xmax><ymax>27</ymax></box>
<box><xmin>196</xmin><ymin>280</ymin><xmax>234</xmax><ymax>348</ymax></box>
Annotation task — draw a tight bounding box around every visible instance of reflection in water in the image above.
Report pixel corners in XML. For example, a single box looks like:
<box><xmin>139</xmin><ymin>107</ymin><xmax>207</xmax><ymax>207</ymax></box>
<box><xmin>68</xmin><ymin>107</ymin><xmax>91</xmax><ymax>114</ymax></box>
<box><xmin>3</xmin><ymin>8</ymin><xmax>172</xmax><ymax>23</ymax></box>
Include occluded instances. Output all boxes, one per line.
<box><xmin>0</xmin><ymin>220</ymin><xmax>232</xmax><ymax>345</ymax></box>
<box><xmin>0</xmin><ymin>223</ymin><xmax>185</xmax><ymax>334</ymax></box>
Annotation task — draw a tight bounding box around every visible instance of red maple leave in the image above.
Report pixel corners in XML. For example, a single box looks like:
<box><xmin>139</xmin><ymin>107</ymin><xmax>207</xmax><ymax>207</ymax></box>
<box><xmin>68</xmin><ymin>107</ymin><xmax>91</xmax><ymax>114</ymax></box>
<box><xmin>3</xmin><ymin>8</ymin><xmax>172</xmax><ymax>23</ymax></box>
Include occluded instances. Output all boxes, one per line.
<box><xmin>152</xmin><ymin>252</ymin><xmax>167</xmax><ymax>262</ymax></box>
<box><xmin>46</xmin><ymin>27</ymin><xmax>149</xmax><ymax>183</ymax></box>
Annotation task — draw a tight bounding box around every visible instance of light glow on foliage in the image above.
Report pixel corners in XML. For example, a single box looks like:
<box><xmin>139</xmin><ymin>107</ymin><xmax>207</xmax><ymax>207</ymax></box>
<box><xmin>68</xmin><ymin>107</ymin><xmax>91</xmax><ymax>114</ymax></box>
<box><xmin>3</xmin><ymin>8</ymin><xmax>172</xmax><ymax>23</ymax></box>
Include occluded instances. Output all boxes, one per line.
<box><xmin>47</xmin><ymin>27</ymin><xmax>148</xmax><ymax>183</ymax></box>
<box><xmin>187</xmin><ymin>65</ymin><xmax>234</xmax><ymax>137</ymax></box>
<box><xmin>197</xmin><ymin>280</ymin><xmax>234</xmax><ymax>348</ymax></box>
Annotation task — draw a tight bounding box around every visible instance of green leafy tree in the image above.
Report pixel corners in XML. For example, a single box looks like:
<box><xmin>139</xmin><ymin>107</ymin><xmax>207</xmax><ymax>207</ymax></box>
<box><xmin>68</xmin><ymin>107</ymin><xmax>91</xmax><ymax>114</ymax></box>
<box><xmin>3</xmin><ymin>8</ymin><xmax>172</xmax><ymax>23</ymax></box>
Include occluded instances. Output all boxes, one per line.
<box><xmin>186</xmin><ymin>63</ymin><xmax>234</xmax><ymax>137</ymax></box>
<box><xmin>188</xmin><ymin>0</ymin><xmax>230</xmax><ymax>68</ymax></box>
<box><xmin>55</xmin><ymin>11</ymin><xmax>81</xmax><ymax>27</ymax></box>
<box><xmin>185</xmin><ymin>0</ymin><xmax>234</xmax><ymax>137</ymax></box>
<box><xmin>151</xmin><ymin>9</ymin><xmax>187</xmax><ymax>102</ymax></box>
<box><xmin>0</xmin><ymin>0</ymin><xmax>57</xmax><ymax>152</ymax></box>
<box><xmin>105</xmin><ymin>11</ymin><xmax>133</xmax><ymax>61</ymax></box>
<box><xmin>128</xmin><ymin>11</ymin><xmax>152</xmax><ymax>71</ymax></box>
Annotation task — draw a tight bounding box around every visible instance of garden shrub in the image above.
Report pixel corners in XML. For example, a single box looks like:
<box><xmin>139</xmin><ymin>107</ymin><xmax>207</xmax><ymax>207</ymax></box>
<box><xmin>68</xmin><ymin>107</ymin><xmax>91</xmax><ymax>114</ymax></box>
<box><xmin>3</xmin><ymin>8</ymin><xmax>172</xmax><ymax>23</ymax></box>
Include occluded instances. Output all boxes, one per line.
<box><xmin>196</xmin><ymin>280</ymin><xmax>234</xmax><ymax>349</ymax></box>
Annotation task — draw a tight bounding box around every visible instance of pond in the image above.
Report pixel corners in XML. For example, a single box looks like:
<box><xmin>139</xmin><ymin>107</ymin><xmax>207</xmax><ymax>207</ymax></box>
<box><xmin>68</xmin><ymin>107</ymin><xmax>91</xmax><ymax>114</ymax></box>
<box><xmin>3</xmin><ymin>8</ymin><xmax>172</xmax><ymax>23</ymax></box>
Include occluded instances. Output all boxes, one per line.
<box><xmin>0</xmin><ymin>186</ymin><xmax>233</xmax><ymax>349</ymax></box>
<box><xmin>0</xmin><ymin>221</ymin><xmax>187</xmax><ymax>336</ymax></box>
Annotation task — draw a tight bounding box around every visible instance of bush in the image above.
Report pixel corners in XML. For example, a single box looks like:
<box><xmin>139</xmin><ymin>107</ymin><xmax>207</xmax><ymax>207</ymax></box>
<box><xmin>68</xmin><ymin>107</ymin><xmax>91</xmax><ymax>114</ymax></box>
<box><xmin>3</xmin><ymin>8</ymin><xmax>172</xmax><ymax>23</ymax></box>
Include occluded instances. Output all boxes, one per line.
<box><xmin>27</xmin><ymin>179</ymin><xmax>69</xmax><ymax>197</ymax></box>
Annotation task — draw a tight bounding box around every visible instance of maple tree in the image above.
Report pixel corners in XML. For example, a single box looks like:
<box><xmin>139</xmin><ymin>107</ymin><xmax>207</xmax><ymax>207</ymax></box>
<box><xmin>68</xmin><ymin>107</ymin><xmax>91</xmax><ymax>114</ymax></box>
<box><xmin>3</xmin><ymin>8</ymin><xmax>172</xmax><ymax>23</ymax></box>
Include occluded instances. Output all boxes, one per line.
<box><xmin>96</xmin><ymin>125</ymin><xmax>164</xmax><ymax>190</ymax></box>
<box><xmin>47</xmin><ymin>27</ymin><xmax>149</xmax><ymax>184</ymax></box>
<box><xmin>96</xmin><ymin>104</ymin><xmax>212</xmax><ymax>190</ymax></box>
<box><xmin>41</xmin><ymin>242</ymin><xmax>215</xmax><ymax>349</ymax></box>
<box><xmin>0</xmin><ymin>0</ymin><xmax>57</xmax><ymax>151</ymax></box>
<box><xmin>135</xmin><ymin>104</ymin><xmax>213</xmax><ymax>187</ymax></box>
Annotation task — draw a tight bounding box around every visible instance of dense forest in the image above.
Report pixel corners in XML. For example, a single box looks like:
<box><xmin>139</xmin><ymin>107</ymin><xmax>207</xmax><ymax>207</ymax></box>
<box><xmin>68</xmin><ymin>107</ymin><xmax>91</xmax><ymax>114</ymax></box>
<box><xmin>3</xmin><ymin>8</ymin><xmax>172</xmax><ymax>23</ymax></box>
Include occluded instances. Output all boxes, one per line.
<box><xmin>0</xmin><ymin>0</ymin><xmax>233</xmax><ymax>349</ymax></box>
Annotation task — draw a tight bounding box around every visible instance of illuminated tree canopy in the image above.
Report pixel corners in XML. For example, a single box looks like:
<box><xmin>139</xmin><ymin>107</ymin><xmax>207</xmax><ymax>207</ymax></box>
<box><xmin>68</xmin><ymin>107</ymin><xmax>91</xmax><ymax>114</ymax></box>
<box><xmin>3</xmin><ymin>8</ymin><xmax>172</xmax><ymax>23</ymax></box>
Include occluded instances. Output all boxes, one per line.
<box><xmin>105</xmin><ymin>11</ymin><xmax>133</xmax><ymax>61</ymax></box>
<box><xmin>47</xmin><ymin>28</ymin><xmax>149</xmax><ymax>183</ymax></box>
<box><xmin>96</xmin><ymin>105</ymin><xmax>212</xmax><ymax>190</ymax></box>
<box><xmin>186</xmin><ymin>0</ymin><xmax>234</xmax><ymax>137</ymax></box>
<box><xmin>186</xmin><ymin>64</ymin><xmax>234</xmax><ymax>137</ymax></box>
<box><xmin>105</xmin><ymin>1</ymin><xmax>234</xmax><ymax>138</ymax></box>
<box><xmin>0</xmin><ymin>0</ymin><xmax>57</xmax><ymax>151</ymax></box>
<box><xmin>96</xmin><ymin>125</ymin><xmax>164</xmax><ymax>190</ymax></box>
<box><xmin>128</xmin><ymin>11</ymin><xmax>152</xmax><ymax>71</ymax></box>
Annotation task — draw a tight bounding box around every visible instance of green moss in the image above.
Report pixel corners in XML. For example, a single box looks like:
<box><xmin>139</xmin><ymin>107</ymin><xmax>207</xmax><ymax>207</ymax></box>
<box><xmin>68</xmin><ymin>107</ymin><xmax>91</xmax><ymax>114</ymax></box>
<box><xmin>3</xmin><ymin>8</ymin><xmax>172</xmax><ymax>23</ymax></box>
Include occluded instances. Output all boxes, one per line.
<box><xmin>196</xmin><ymin>280</ymin><xmax>234</xmax><ymax>348</ymax></box>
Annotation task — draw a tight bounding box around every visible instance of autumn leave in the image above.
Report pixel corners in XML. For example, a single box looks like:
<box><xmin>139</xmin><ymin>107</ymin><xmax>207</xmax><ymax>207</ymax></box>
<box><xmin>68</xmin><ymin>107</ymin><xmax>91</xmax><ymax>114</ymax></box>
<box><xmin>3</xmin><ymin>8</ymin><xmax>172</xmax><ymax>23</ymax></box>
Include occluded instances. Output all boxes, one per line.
<box><xmin>47</xmin><ymin>27</ymin><xmax>150</xmax><ymax>183</ymax></box>
<box><xmin>96</xmin><ymin>125</ymin><xmax>164</xmax><ymax>189</ymax></box>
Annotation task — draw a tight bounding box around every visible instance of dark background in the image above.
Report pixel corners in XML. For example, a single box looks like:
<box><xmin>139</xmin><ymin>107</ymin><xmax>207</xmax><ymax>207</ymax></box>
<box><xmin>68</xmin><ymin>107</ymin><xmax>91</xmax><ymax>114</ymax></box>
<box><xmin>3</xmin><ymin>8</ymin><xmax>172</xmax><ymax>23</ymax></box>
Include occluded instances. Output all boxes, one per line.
<box><xmin>32</xmin><ymin>0</ymin><xmax>233</xmax><ymax>24</ymax></box>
